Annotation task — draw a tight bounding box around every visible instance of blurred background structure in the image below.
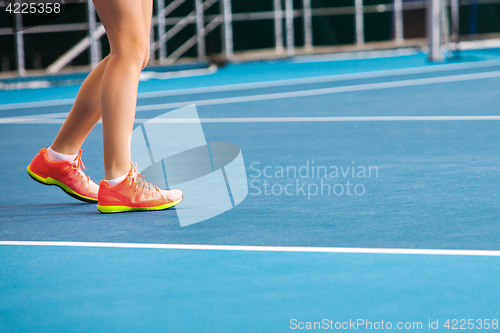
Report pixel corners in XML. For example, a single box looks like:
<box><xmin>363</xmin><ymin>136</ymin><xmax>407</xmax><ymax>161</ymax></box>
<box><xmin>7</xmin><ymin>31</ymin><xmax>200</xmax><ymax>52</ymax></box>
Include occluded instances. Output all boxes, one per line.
<box><xmin>0</xmin><ymin>0</ymin><xmax>499</xmax><ymax>78</ymax></box>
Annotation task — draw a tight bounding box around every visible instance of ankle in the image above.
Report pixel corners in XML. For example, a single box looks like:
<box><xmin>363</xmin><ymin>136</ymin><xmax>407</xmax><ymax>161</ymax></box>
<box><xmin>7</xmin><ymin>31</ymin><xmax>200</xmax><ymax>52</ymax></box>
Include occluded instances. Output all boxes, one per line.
<box><xmin>104</xmin><ymin>162</ymin><xmax>132</xmax><ymax>181</ymax></box>
<box><xmin>103</xmin><ymin>173</ymin><xmax>128</xmax><ymax>186</ymax></box>
<box><xmin>47</xmin><ymin>147</ymin><xmax>78</xmax><ymax>162</ymax></box>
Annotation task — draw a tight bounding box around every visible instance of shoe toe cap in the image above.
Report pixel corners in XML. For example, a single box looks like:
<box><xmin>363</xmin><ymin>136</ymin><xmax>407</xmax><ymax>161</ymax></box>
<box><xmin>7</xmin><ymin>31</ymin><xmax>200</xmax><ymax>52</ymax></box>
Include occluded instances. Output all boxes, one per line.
<box><xmin>165</xmin><ymin>189</ymin><xmax>183</xmax><ymax>202</ymax></box>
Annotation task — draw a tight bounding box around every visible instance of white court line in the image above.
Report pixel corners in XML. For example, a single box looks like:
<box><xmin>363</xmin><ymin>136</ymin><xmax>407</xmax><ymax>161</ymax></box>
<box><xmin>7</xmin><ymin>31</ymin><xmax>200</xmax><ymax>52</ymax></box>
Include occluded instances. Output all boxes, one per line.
<box><xmin>136</xmin><ymin>70</ymin><xmax>500</xmax><ymax>111</ymax></box>
<box><xmin>139</xmin><ymin>64</ymin><xmax>217</xmax><ymax>81</ymax></box>
<box><xmin>1</xmin><ymin>241</ymin><xmax>500</xmax><ymax>257</ymax></box>
<box><xmin>0</xmin><ymin>98</ymin><xmax>76</xmax><ymax>111</ymax></box>
<box><xmin>0</xmin><ymin>112</ymin><xmax>69</xmax><ymax>124</ymax></box>
<box><xmin>3</xmin><ymin>116</ymin><xmax>500</xmax><ymax>125</ymax></box>
<box><xmin>2</xmin><ymin>58</ymin><xmax>500</xmax><ymax>111</ymax></box>
<box><xmin>135</xmin><ymin>116</ymin><xmax>500</xmax><ymax>123</ymax></box>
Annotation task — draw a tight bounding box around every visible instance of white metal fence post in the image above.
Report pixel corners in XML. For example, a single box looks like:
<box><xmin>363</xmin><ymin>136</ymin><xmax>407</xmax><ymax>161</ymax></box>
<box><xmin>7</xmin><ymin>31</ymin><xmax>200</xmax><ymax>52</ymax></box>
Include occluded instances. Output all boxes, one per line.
<box><xmin>428</xmin><ymin>0</ymin><xmax>443</xmax><ymax>61</ymax></box>
<box><xmin>195</xmin><ymin>0</ymin><xmax>206</xmax><ymax>60</ymax></box>
<box><xmin>355</xmin><ymin>0</ymin><xmax>364</xmax><ymax>46</ymax></box>
<box><xmin>222</xmin><ymin>0</ymin><xmax>234</xmax><ymax>60</ymax></box>
<box><xmin>274</xmin><ymin>0</ymin><xmax>284</xmax><ymax>54</ymax></box>
<box><xmin>451</xmin><ymin>0</ymin><xmax>460</xmax><ymax>43</ymax></box>
<box><xmin>157</xmin><ymin>0</ymin><xmax>167</xmax><ymax>61</ymax></box>
<box><xmin>303</xmin><ymin>0</ymin><xmax>313</xmax><ymax>52</ymax></box>
<box><xmin>285</xmin><ymin>0</ymin><xmax>295</xmax><ymax>56</ymax></box>
<box><xmin>15</xmin><ymin>3</ymin><xmax>26</xmax><ymax>76</ymax></box>
<box><xmin>394</xmin><ymin>0</ymin><xmax>404</xmax><ymax>45</ymax></box>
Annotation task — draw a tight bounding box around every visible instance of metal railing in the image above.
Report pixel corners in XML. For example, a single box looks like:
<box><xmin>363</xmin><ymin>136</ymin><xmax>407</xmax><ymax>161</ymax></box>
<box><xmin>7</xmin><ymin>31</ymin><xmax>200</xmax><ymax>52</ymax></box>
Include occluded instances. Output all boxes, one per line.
<box><xmin>2</xmin><ymin>0</ymin><xmax>500</xmax><ymax>76</ymax></box>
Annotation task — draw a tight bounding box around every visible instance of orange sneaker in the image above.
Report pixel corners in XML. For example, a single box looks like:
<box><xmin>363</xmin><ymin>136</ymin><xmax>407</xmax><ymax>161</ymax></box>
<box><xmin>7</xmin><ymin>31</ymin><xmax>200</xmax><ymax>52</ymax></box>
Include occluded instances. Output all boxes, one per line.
<box><xmin>97</xmin><ymin>163</ymin><xmax>183</xmax><ymax>213</ymax></box>
<box><xmin>27</xmin><ymin>148</ymin><xmax>99</xmax><ymax>203</ymax></box>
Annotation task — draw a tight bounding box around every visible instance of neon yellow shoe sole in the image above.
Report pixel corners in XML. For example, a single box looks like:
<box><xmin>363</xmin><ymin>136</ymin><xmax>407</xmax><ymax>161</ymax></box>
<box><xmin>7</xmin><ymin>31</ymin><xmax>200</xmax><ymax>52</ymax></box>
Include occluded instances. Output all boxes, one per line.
<box><xmin>97</xmin><ymin>198</ymin><xmax>183</xmax><ymax>214</ymax></box>
<box><xmin>27</xmin><ymin>166</ymin><xmax>98</xmax><ymax>203</ymax></box>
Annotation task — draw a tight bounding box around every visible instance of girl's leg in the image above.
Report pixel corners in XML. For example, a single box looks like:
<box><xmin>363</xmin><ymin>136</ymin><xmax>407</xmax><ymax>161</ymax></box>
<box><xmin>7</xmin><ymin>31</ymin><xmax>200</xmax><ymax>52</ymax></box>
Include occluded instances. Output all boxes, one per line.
<box><xmin>51</xmin><ymin>0</ymin><xmax>152</xmax><ymax>178</ymax></box>
<box><xmin>27</xmin><ymin>57</ymin><xmax>109</xmax><ymax>202</ymax></box>
<box><xmin>92</xmin><ymin>0</ymin><xmax>152</xmax><ymax>180</ymax></box>
<box><xmin>27</xmin><ymin>0</ymin><xmax>181</xmax><ymax>208</ymax></box>
<box><xmin>50</xmin><ymin>56</ymin><xmax>109</xmax><ymax>155</ymax></box>
<box><xmin>91</xmin><ymin>0</ymin><xmax>183</xmax><ymax>213</ymax></box>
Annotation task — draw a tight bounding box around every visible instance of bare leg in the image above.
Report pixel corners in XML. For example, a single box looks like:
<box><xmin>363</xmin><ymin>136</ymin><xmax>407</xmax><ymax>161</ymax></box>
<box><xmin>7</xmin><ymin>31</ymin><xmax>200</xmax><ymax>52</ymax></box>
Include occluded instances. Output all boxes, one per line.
<box><xmin>93</xmin><ymin>0</ymin><xmax>152</xmax><ymax>180</ymax></box>
<box><xmin>51</xmin><ymin>0</ymin><xmax>152</xmax><ymax>180</ymax></box>
<box><xmin>34</xmin><ymin>0</ymin><xmax>183</xmax><ymax>211</ymax></box>
<box><xmin>50</xmin><ymin>56</ymin><xmax>109</xmax><ymax>155</ymax></box>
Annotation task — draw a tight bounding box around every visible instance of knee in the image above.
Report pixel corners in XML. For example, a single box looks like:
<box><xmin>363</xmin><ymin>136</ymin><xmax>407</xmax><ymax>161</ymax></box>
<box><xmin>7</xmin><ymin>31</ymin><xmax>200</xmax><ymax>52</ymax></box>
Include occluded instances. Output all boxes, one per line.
<box><xmin>111</xmin><ymin>34</ymin><xmax>149</xmax><ymax>69</ymax></box>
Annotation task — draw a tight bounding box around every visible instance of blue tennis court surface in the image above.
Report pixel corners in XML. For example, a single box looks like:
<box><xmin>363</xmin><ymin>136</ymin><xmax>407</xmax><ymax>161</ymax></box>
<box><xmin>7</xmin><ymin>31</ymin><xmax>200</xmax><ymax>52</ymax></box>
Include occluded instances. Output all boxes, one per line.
<box><xmin>1</xmin><ymin>49</ymin><xmax>500</xmax><ymax>331</ymax></box>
